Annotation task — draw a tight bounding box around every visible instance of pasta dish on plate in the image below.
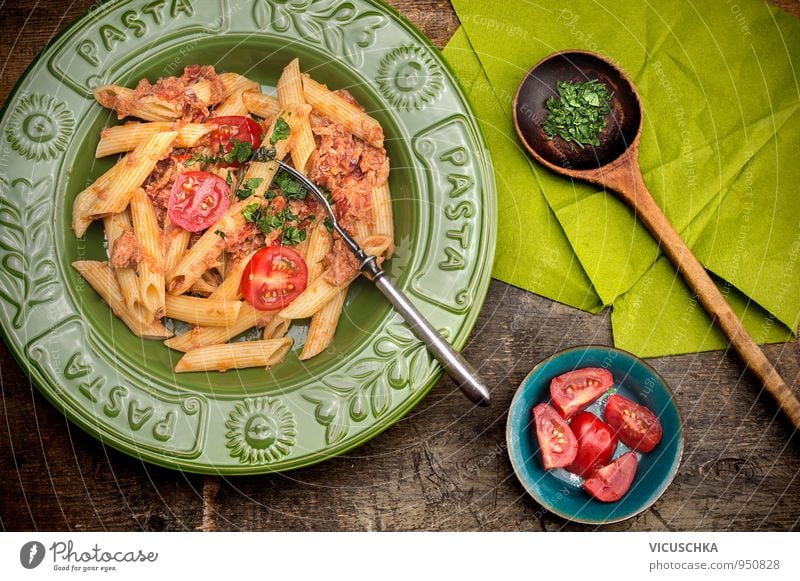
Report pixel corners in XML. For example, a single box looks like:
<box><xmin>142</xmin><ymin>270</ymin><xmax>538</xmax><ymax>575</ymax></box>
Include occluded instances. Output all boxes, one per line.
<box><xmin>71</xmin><ymin>60</ymin><xmax>394</xmax><ymax>373</ymax></box>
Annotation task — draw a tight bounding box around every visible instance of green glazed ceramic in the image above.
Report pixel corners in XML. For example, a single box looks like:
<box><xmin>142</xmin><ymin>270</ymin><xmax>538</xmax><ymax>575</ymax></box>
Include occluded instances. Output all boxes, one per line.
<box><xmin>0</xmin><ymin>0</ymin><xmax>496</xmax><ymax>474</ymax></box>
<box><xmin>507</xmin><ymin>346</ymin><xmax>683</xmax><ymax>524</ymax></box>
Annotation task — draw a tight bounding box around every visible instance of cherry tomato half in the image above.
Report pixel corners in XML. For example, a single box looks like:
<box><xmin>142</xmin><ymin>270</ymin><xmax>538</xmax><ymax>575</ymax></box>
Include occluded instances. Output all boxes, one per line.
<box><xmin>582</xmin><ymin>451</ymin><xmax>638</xmax><ymax>502</ymax></box>
<box><xmin>604</xmin><ymin>394</ymin><xmax>663</xmax><ymax>453</ymax></box>
<box><xmin>207</xmin><ymin>116</ymin><xmax>263</xmax><ymax>167</ymax></box>
<box><xmin>168</xmin><ymin>171</ymin><xmax>230</xmax><ymax>232</ymax></box>
<box><xmin>566</xmin><ymin>412</ymin><xmax>618</xmax><ymax>478</ymax></box>
<box><xmin>241</xmin><ymin>246</ymin><xmax>308</xmax><ymax>311</ymax></box>
<box><xmin>533</xmin><ymin>403</ymin><xmax>578</xmax><ymax>470</ymax></box>
<box><xmin>550</xmin><ymin>367</ymin><xmax>614</xmax><ymax>419</ymax></box>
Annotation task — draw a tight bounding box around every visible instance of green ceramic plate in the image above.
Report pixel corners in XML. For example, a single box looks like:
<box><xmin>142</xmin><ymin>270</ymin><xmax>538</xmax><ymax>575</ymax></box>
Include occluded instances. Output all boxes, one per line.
<box><xmin>0</xmin><ymin>0</ymin><xmax>496</xmax><ymax>474</ymax></box>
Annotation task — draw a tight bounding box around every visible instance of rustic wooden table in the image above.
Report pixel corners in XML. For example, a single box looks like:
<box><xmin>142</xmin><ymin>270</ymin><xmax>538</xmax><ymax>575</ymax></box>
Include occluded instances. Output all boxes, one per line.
<box><xmin>2</xmin><ymin>0</ymin><xmax>799</xmax><ymax>532</ymax></box>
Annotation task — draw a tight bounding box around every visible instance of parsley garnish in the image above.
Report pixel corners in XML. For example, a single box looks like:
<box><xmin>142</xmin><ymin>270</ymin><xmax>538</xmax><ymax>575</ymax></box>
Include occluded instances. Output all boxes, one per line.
<box><xmin>281</xmin><ymin>225</ymin><xmax>307</xmax><ymax>246</ymax></box>
<box><xmin>225</xmin><ymin>139</ymin><xmax>253</xmax><ymax>164</ymax></box>
<box><xmin>541</xmin><ymin>79</ymin><xmax>613</xmax><ymax>148</ymax></box>
<box><xmin>274</xmin><ymin>172</ymin><xmax>308</xmax><ymax>200</ymax></box>
<box><xmin>214</xmin><ymin>229</ymin><xmax>227</xmax><ymax>240</ymax></box>
<box><xmin>270</xmin><ymin>116</ymin><xmax>291</xmax><ymax>145</ymax></box>
<box><xmin>323</xmin><ymin>217</ymin><xmax>334</xmax><ymax>232</ymax></box>
<box><xmin>235</xmin><ymin>177</ymin><xmax>264</xmax><ymax>200</ymax></box>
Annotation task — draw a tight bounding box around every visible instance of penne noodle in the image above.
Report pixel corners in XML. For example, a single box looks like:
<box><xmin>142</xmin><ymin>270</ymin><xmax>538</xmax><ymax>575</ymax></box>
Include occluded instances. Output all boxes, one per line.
<box><xmin>103</xmin><ymin>210</ymin><xmax>148</xmax><ymax>325</ymax></box>
<box><xmin>371</xmin><ymin>182</ymin><xmax>394</xmax><ymax>259</ymax></box>
<box><xmin>219</xmin><ymin>72</ymin><xmax>260</xmax><ymax>97</ymax></box>
<box><xmin>302</xmin><ymin>75</ymin><xmax>384</xmax><ymax>148</ymax></box>
<box><xmin>300</xmin><ymin>288</ymin><xmax>346</xmax><ymax>360</ymax></box>
<box><xmin>262</xmin><ymin>315</ymin><xmax>290</xmax><ymax>340</ymax></box>
<box><xmin>94</xmin><ymin>85</ymin><xmax>181</xmax><ymax>121</ymax></box>
<box><xmin>72</xmin><ymin>260</ymin><xmax>172</xmax><ymax>339</ymax></box>
<box><xmin>213</xmin><ymin>87</ymin><xmax>256</xmax><ymax>117</ymax></box>
<box><xmin>130</xmin><ymin>188</ymin><xmax>165</xmax><ymax>322</ymax></box>
<box><xmin>165</xmin><ymin>295</ymin><xmax>242</xmax><ymax>327</ymax></box>
<box><xmin>277</xmin><ymin>58</ymin><xmax>315</xmax><ymax>173</ymax></box>
<box><xmin>95</xmin><ymin>122</ymin><xmax>210</xmax><ymax>158</ymax></box>
<box><xmin>210</xmin><ymin>250</ymin><xmax>256</xmax><ymax>301</ymax></box>
<box><xmin>163</xmin><ymin>223</ymin><xmax>191</xmax><ymax>276</ymax></box>
<box><xmin>73</xmin><ymin>131</ymin><xmax>177</xmax><ymax>237</ymax></box>
<box><xmin>305</xmin><ymin>224</ymin><xmax>331</xmax><ymax>282</ymax></box>
<box><xmin>242</xmin><ymin>90</ymin><xmax>280</xmax><ymax>119</ymax></box>
<box><xmin>164</xmin><ymin>303</ymin><xmax>274</xmax><ymax>352</ymax></box>
<box><xmin>174</xmin><ymin>337</ymin><xmax>293</xmax><ymax>373</ymax></box>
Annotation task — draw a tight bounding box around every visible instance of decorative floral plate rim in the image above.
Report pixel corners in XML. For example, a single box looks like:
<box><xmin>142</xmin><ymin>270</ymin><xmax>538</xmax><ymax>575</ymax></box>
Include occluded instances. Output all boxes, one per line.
<box><xmin>0</xmin><ymin>0</ymin><xmax>497</xmax><ymax>474</ymax></box>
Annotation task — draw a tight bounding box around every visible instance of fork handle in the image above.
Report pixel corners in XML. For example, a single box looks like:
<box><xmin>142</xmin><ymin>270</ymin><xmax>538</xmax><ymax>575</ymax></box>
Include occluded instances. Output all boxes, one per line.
<box><xmin>368</xmin><ymin>265</ymin><xmax>491</xmax><ymax>406</ymax></box>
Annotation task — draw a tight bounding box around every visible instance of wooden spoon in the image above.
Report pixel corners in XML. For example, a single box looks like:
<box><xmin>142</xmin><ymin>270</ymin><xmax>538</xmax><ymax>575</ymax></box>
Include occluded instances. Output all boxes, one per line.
<box><xmin>513</xmin><ymin>49</ymin><xmax>800</xmax><ymax>430</ymax></box>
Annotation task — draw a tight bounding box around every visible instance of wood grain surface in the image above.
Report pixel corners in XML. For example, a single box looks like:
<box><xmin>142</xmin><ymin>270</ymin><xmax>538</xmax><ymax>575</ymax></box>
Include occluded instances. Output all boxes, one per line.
<box><xmin>1</xmin><ymin>0</ymin><xmax>799</xmax><ymax>532</ymax></box>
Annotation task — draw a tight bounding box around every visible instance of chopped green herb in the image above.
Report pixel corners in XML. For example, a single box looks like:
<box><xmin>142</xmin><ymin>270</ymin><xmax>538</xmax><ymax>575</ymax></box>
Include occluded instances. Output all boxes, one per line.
<box><xmin>225</xmin><ymin>172</ymin><xmax>234</xmax><ymax>188</ymax></box>
<box><xmin>281</xmin><ymin>225</ymin><xmax>307</xmax><ymax>246</ymax></box>
<box><xmin>214</xmin><ymin>229</ymin><xmax>227</xmax><ymax>240</ymax></box>
<box><xmin>274</xmin><ymin>172</ymin><xmax>308</xmax><ymax>200</ymax></box>
<box><xmin>224</xmin><ymin>139</ymin><xmax>254</xmax><ymax>164</ymax></box>
<box><xmin>270</xmin><ymin>116</ymin><xmax>291</xmax><ymax>145</ymax></box>
<box><xmin>242</xmin><ymin>202</ymin><xmax>261</xmax><ymax>223</ymax></box>
<box><xmin>235</xmin><ymin>177</ymin><xmax>264</xmax><ymax>200</ymax></box>
<box><xmin>541</xmin><ymin>79</ymin><xmax>613</xmax><ymax>148</ymax></box>
<box><xmin>251</xmin><ymin>146</ymin><xmax>277</xmax><ymax>162</ymax></box>
<box><xmin>323</xmin><ymin>217</ymin><xmax>334</xmax><ymax>232</ymax></box>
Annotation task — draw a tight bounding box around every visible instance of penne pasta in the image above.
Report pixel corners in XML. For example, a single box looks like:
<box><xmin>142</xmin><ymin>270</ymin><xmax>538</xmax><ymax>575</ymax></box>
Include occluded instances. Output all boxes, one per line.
<box><xmin>300</xmin><ymin>289</ymin><xmax>346</xmax><ymax>360</ymax></box>
<box><xmin>165</xmin><ymin>295</ymin><xmax>242</xmax><ymax>327</ymax></box>
<box><xmin>76</xmin><ymin>63</ymin><xmax>394</xmax><ymax>371</ymax></box>
<box><xmin>277</xmin><ymin>58</ymin><xmax>316</xmax><ymax>173</ymax></box>
<box><xmin>73</xmin><ymin>131</ymin><xmax>177</xmax><ymax>237</ymax></box>
<box><xmin>94</xmin><ymin>85</ymin><xmax>181</xmax><ymax>121</ymax></box>
<box><xmin>72</xmin><ymin>260</ymin><xmax>172</xmax><ymax>339</ymax></box>
<box><xmin>163</xmin><ymin>223</ymin><xmax>192</xmax><ymax>276</ymax></box>
<box><xmin>130</xmin><ymin>188</ymin><xmax>165</xmax><ymax>322</ymax></box>
<box><xmin>164</xmin><ymin>303</ymin><xmax>274</xmax><ymax>352</ymax></box>
<box><xmin>302</xmin><ymin>75</ymin><xmax>384</xmax><ymax>148</ymax></box>
<box><xmin>242</xmin><ymin>90</ymin><xmax>280</xmax><ymax>119</ymax></box>
<box><xmin>103</xmin><ymin>210</ymin><xmax>148</xmax><ymax>325</ymax></box>
<box><xmin>174</xmin><ymin>337</ymin><xmax>293</xmax><ymax>373</ymax></box>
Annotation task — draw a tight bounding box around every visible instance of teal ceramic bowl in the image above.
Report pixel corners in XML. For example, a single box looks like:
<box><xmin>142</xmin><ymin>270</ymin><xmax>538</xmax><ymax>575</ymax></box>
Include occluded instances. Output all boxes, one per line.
<box><xmin>507</xmin><ymin>345</ymin><xmax>683</xmax><ymax>524</ymax></box>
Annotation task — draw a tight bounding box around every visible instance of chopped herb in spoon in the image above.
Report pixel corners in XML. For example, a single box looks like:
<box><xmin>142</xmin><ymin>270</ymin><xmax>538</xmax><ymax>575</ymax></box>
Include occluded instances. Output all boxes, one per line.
<box><xmin>541</xmin><ymin>79</ymin><xmax>613</xmax><ymax>148</ymax></box>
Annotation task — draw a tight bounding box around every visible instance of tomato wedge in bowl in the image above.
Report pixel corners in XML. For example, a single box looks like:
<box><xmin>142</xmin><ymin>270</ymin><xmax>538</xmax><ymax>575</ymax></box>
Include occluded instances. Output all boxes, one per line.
<box><xmin>583</xmin><ymin>452</ymin><xmax>638</xmax><ymax>502</ymax></box>
<box><xmin>533</xmin><ymin>403</ymin><xmax>577</xmax><ymax>470</ymax></box>
<box><xmin>605</xmin><ymin>394</ymin><xmax>663</xmax><ymax>453</ymax></box>
<box><xmin>506</xmin><ymin>345</ymin><xmax>683</xmax><ymax>524</ymax></box>
<box><xmin>550</xmin><ymin>367</ymin><xmax>613</xmax><ymax>418</ymax></box>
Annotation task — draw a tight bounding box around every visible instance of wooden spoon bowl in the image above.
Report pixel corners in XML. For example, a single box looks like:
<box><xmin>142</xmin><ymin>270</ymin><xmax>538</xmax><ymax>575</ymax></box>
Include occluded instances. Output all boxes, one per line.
<box><xmin>514</xmin><ymin>50</ymin><xmax>800</xmax><ymax>431</ymax></box>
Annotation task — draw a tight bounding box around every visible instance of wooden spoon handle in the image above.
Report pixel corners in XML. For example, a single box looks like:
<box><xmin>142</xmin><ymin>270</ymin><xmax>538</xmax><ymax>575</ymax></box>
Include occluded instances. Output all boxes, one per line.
<box><xmin>611</xmin><ymin>167</ymin><xmax>800</xmax><ymax>429</ymax></box>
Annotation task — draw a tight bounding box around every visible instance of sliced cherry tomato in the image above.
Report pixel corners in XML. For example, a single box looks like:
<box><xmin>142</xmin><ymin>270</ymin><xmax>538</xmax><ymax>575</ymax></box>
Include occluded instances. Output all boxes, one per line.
<box><xmin>550</xmin><ymin>367</ymin><xmax>614</xmax><ymax>419</ymax></box>
<box><xmin>167</xmin><ymin>171</ymin><xmax>230</xmax><ymax>232</ymax></box>
<box><xmin>583</xmin><ymin>451</ymin><xmax>638</xmax><ymax>502</ymax></box>
<box><xmin>566</xmin><ymin>412</ymin><xmax>618</xmax><ymax>478</ymax></box>
<box><xmin>207</xmin><ymin>116</ymin><xmax>263</xmax><ymax>167</ymax></box>
<box><xmin>241</xmin><ymin>246</ymin><xmax>308</xmax><ymax>311</ymax></box>
<box><xmin>533</xmin><ymin>403</ymin><xmax>578</xmax><ymax>470</ymax></box>
<box><xmin>604</xmin><ymin>394</ymin><xmax>663</xmax><ymax>453</ymax></box>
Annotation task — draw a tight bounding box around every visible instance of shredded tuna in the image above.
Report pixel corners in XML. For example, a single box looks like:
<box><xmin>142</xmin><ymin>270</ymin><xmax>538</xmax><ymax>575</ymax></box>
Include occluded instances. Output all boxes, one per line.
<box><xmin>109</xmin><ymin>65</ymin><xmax>224</xmax><ymax>121</ymax></box>
<box><xmin>110</xmin><ymin>231</ymin><xmax>140</xmax><ymax>269</ymax></box>
<box><xmin>323</xmin><ymin>237</ymin><xmax>361</xmax><ymax>287</ymax></box>
<box><xmin>309</xmin><ymin>120</ymin><xmax>388</xmax><ymax>226</ymax></box>
<box><xmin>223</xmin><ymin>223</ymin><xmax>269</xmax><ymax>263</ymax></box>
<box><xmin>144</xmin><ymin>157</ymin><xmax>179</xmax><ymax>226</ymax></box>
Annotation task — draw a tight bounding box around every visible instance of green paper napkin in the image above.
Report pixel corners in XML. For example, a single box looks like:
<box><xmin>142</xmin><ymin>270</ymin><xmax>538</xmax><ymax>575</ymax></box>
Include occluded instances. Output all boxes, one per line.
<box><xmin>444</xmin><ymin>0</ymin><xmax>800</xmax><ymax>356</ymax></box>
